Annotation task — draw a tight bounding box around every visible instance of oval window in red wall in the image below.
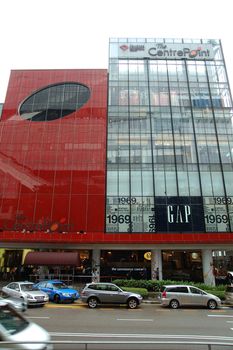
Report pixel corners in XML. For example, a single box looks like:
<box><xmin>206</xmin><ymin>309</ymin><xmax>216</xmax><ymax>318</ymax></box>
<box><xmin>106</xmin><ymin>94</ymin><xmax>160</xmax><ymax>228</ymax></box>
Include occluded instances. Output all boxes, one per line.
<box><xmin>19</xmin><ymin>82</ymin><xmax>90</xmax><ymax>121</ymax></box>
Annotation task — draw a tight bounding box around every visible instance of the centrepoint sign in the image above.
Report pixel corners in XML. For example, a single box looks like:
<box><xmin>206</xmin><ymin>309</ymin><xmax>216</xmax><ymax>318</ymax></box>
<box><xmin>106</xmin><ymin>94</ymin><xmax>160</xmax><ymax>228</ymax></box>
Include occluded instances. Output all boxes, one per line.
<box><xmin>118</xmin><ymin>43</ymin><xmax>215</xmax><ymax>60</ymax></box>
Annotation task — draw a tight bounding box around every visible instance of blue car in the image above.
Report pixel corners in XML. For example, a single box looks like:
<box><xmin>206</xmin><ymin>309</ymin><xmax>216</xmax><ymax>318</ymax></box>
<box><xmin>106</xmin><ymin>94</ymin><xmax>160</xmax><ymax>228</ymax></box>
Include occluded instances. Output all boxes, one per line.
<box><xmin>34</xmin><ymin>280</ymin><xmax>80</xmax><ymax>303</ymax></box>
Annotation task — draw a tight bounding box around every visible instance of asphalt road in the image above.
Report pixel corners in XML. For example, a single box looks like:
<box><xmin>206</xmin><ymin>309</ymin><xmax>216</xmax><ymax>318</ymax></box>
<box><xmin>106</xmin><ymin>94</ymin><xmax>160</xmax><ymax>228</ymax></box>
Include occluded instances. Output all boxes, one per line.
<box><xmin>24</xmin><ymin>302</ymin><xmax>233</xmax><ymax>349</ymax></box>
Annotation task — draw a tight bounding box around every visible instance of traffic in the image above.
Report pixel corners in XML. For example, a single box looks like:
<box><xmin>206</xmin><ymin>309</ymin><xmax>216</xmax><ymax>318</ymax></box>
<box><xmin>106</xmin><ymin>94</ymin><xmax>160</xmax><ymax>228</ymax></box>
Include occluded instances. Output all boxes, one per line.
<box><xmin>1</xmin><ymin>279</ymin><xmax>233</xmax><ymax>349</ymax></box>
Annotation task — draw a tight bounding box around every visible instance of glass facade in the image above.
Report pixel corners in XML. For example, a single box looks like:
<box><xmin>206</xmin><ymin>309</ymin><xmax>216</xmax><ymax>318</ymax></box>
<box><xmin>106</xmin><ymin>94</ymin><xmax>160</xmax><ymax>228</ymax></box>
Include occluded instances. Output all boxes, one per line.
<box><xmin>106</xmin><ymin>38</ymin><xmax>233</xmax><ymax>233</ymax></box>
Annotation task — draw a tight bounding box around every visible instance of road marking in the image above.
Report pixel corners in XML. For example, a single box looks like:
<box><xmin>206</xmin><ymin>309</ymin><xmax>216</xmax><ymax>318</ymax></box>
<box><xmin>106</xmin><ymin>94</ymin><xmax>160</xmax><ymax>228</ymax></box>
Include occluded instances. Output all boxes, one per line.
<box><xmin>117</xmin><ymin>318</ymin><xmax>154</xmax><ymax>322</ymax></box>
<box><xmin>208</xmin><ymin>315</ymin><xmax>233</xmax><ymax>318</ymax></box>
<box><xmin>46</xmin><ymin>304</ymin><xmax>85</xmax><ymax>308</ymax></box>
<box><xmin>27</xmin><ymin>316</ymin><xmax>50</xmax><ymax>319</ymax></box>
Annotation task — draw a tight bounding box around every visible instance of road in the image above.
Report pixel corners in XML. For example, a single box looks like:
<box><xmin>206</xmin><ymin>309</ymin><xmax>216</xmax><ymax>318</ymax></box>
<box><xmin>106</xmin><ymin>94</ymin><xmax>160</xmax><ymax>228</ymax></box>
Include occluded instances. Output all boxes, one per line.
<box><xmin>25</xmin><ymin>302</ymin><xmax>233</xmax><ymax>349</ymax></box>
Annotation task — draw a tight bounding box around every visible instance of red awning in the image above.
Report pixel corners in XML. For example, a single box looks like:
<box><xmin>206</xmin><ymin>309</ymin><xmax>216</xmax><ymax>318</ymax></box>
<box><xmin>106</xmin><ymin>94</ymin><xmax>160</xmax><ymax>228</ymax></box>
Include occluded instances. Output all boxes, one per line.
<box><xmin>24</xmin><ymin>252</ymin><xmax>80</xmax><ymax>266</ymax></box>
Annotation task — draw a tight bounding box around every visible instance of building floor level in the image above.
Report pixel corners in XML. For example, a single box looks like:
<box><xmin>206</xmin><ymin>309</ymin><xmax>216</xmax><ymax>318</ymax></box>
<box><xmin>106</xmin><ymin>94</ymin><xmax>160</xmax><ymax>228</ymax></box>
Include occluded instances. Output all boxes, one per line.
<box><xmin>0</xmin><ymin>246</ymin><xmax>232</xmax><ymax>286</ymax></box>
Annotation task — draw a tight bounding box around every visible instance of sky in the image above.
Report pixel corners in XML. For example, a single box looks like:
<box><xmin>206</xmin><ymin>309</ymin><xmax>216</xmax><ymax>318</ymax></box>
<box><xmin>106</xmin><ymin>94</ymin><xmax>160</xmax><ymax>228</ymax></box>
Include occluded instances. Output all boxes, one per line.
<box><xmin>0</xmin><ymin>0</ymin><xmax>232</xmax><ymax>102</ymax></box>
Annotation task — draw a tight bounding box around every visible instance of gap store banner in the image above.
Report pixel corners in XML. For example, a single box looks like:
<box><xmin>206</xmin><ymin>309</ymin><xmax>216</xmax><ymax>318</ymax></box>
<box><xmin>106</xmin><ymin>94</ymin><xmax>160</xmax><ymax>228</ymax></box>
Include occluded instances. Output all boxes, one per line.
<box><xmin>106</xmin><ymin>196</ymin><xmax>233</xmax><ymax>233</ymax></box>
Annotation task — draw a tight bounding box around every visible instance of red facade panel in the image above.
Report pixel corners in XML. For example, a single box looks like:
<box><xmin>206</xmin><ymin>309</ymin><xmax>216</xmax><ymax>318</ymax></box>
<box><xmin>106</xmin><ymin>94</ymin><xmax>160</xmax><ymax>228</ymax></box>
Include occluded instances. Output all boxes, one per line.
<box><xmin>0</xmin><ymin>70</ymin><xmax>108</xmax><ymax>243</ymax></box>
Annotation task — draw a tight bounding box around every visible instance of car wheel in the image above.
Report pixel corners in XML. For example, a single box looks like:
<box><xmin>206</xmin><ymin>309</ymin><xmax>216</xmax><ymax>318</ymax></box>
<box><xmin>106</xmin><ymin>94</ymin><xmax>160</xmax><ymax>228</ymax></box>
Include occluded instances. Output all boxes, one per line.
<box><xmin>127</xmin><ymin>297</ymin><xmax>138</xmax><ymax>309</ymax></box>
<box><xmin>88</xmin><ymin>297</ymin><xmax>98</xmax><ymax>308</ymax></box>
<box><xmin>169</xmin><ymin>299</ymin><xmax>180</xmax><ymax>309</ymax></box>
<box><xmin>207</xmin><ymin>299</ymin><xmax>217</xmax><ymax>309</ymax></box>
<box><xmin>54</xmin><ymin>294</ymin><xmax>60</xmax><ymax>303</ymax></box>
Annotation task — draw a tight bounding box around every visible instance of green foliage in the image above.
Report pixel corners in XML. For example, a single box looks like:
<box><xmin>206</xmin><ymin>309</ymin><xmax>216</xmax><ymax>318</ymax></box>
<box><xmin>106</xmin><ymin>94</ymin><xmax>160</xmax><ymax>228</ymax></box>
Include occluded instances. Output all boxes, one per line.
<box><xmin>121</xmin><ymin>287</ymin><xmax>149</xmax><ymax>298</ymax></box>
<box><xmin>210</xmin><ymin>290</ymin><xmax>225</xmax><ymax>300</ymax></box>
<box><xmin>113</xmin><ymin>279</ymin><xmax>161</xmax><ymax>291</ymax></box>
<box><xmin>191</xmin><ymin>283</ymin><xmax>225</xmax><ymax>292</ymax></box>
<box><xmin>113</xmin><ymin>279</ymin><xmax>226</xmax><ymax>299</ymax></box>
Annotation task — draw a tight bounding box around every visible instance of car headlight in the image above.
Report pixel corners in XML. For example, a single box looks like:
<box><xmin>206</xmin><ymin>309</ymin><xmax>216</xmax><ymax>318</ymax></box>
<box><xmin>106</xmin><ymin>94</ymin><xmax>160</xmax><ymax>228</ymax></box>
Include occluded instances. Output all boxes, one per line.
<box><xmin>62</xmin><ymin>293</ymin><xmax>71</xmax><ymax>297</ymax></box>
<box><xmin>25</xmin><ymin>293</ymin><xmax>33</xmax><ymax>299</ymax></box>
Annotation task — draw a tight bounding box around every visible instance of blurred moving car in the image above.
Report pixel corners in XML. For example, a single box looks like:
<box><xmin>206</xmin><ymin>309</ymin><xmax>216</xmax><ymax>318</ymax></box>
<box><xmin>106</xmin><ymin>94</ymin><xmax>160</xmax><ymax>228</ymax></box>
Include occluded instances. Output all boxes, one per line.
<box><xmin>81</xmin><ymin>282</ymin><xmax>143</xmax><ymax>309</ymax></box>
<box><xmin>0</xmin><ymin>294</ymin><xmax>27</xmax><ymax>312</ymax></box>
<box><xmin>0</xmin><ymin>302</ymin><xmax>52</xmax><ymax>349</ymax></box>
<box><xmin>160</xmin><ymin>284</ymin><xmax>221</xmax><ymax>309</ymax></box>
<box><xmin>34</xmin><ymin>280</ymin><xmax>79</xmax><ymax>303</ymax></box>
<box><xmin>2</xmin><ymin>282</ymin><xmax>49</xmax><ymax>307</ymax></box>
<box><xmin>224</xmin><ymin>285</ymin><xmax>233</xmax><ymax>305</ymax></box>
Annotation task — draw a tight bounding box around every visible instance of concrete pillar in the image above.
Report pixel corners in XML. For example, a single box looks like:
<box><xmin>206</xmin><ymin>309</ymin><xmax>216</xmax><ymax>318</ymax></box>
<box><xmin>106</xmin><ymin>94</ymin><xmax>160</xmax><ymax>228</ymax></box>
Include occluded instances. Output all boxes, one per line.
<box><xmin>202</xmin><ymin>249</ymin><xmax>215</xmax><ymax>286</ymax></box>
<box><xmin>92</xmin><ymin>249</ymin><xmax>101</xmax><ymax>282</ymax></box>
<box><xmin>151</xmin><ymin>249</ymin><xmax>162</xmax><ymax>280</ymax></box>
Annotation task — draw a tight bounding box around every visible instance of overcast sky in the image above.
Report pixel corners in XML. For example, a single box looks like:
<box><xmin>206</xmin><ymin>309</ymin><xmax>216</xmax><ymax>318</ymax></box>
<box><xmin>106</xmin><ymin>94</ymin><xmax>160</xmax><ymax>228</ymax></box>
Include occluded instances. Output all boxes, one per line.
<box><xmin>0</xmin><ymin>0</ymin><xmax>232</xmax><ymax>102</ymax></box>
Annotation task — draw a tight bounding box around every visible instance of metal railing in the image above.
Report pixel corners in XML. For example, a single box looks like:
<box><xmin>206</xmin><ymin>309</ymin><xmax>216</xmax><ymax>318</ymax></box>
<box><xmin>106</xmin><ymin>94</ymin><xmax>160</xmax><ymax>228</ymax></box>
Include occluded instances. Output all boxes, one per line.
<box><xmin>1</xmin><ymin>340</ymin><xmax>233</xmax><ymax>349</ymax></box>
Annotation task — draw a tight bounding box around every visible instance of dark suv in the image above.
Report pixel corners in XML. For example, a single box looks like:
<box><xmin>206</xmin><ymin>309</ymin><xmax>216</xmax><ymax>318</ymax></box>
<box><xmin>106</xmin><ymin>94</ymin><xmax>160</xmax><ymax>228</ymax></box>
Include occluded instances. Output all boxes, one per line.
<box><xmin>81</xmin><ymin>282</ymin><xmax>142</xmax><ymax>309</ymax></box>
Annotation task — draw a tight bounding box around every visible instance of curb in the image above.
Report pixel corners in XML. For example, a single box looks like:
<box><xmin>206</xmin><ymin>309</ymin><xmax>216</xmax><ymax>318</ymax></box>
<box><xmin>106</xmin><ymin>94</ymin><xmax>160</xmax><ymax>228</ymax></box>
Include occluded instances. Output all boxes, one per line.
<box><xmin>143</xmin><ymin>299</ymin><xmax>160</xmax><ymax>304</ymax></box>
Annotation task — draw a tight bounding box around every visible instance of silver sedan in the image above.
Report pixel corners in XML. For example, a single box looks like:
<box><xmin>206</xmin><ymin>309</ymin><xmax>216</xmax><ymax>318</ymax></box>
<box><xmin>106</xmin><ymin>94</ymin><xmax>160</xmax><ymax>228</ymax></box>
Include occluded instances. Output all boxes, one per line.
<box><xmin>2</xmin><ymin>281</ymin><xmax>49</xmax><ymax>306</ymax></box>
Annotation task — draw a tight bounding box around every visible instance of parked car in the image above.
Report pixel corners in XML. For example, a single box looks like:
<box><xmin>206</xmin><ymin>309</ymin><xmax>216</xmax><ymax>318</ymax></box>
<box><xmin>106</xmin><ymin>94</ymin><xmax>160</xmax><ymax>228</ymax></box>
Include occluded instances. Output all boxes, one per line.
<box><xmin>160</xmin><ymin>284</ymin><xmax>221</xmax><ymax>309</ymax></box>
<box><xmin>0</xmin><ymin>294</ymin><xmax>27</xmax><ymax>312</ymax></box>
<box><xmin>2</xmin><ymin>282</ymin><xmax>49</xmax><ymax>307</ymax></box>
<box><xmin>0</xmin><ymin>302</ymin><xmax>52</xmax><ymax>349</ymax></box>
<box><xmin>34</xmin><ymin>280</ymin><xmax>79</xmax><ymax>303</ymax></box>
<box><xmin>224</xmin><ymin>285</ymin><xmax>233</xmax><ymax>305</ymax></box>
<box><xmin>81</xmin><ymin>282</ymin><xmax>143</xmax><ymax>309</ymax></box>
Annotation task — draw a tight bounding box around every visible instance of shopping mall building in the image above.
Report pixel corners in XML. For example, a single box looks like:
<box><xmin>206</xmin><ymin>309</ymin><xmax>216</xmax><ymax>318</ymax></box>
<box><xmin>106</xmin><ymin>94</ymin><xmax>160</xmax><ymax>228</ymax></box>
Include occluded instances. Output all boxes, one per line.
<box><xmin>0</xmin><ymin>38</ymin><xmax>233</xmax><ymax>285</ymax></box>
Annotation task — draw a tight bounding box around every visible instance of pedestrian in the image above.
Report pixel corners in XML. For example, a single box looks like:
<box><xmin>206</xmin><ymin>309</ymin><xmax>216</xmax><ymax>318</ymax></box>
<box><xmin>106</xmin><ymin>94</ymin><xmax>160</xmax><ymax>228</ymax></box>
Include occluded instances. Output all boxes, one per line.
<box><xmin>92</xmin><ymin>268</ymin><xmax>98</xmax><ymax>283</ymax></box>
<box><xmin>9</xmin><ymin>267</ymin><xmax>17</xmax><ymax>281</ymax></box>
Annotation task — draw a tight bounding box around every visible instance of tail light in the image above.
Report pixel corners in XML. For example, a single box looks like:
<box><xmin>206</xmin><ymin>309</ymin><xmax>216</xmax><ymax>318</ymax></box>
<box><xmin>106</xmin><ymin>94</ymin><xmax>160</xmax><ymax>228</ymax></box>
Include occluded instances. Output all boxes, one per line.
<box><xmin>162</xmin><ymin>290</ymin><xmax>167</xmax><ymax>298</ymax></box>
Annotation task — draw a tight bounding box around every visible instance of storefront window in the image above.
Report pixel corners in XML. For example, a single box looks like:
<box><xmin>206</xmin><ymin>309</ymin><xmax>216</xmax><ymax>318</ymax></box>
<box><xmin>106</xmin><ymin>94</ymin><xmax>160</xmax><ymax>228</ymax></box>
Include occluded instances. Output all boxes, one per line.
<box><xmin>100</xmin><ymin>250</ymin><xmax>151</xmax><ymax>280</ymax></box>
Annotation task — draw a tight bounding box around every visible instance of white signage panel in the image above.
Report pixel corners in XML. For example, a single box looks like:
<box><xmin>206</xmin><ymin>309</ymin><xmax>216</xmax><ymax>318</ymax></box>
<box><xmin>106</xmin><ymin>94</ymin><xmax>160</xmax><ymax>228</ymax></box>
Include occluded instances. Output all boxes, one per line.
<box><xmin>118</xmin><ymin>43</ymin><xmax>215</xmax><ymax>60</ymax></box>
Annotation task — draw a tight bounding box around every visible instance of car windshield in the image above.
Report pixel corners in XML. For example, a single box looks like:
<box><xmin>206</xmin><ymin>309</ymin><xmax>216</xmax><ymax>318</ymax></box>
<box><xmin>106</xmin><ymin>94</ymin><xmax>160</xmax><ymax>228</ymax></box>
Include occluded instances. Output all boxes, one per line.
<box><xmin>0</xmin><ymin>304</ymin><xmax>28</xmax><ymax>335</ymax></box>
<box><xmin>21</xmin><ymin>284</ymin><xmax>39</xmax><ymax>291</ymax></box>
<box><xmin>52</xmin><ymin>282</ymin><xmax>68</xmax><ymax>289</ymax></box>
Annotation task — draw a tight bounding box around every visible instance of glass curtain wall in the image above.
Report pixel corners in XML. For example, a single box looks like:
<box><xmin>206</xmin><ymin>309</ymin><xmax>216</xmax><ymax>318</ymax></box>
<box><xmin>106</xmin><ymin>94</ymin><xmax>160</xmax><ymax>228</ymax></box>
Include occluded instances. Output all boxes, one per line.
<box><xmin>106</xmin><ymin>38</ymin><xmax>233</xmax><ymax>233</ymax></box>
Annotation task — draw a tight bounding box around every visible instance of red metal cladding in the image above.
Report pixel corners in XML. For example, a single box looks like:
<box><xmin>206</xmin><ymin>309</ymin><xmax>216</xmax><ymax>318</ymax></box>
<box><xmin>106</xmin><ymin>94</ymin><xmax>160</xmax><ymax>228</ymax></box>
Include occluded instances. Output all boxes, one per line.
<box><xmin>0</xmin><ymin>70</ymin><xmax>107</xmax><ymax>242</ymax></box>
